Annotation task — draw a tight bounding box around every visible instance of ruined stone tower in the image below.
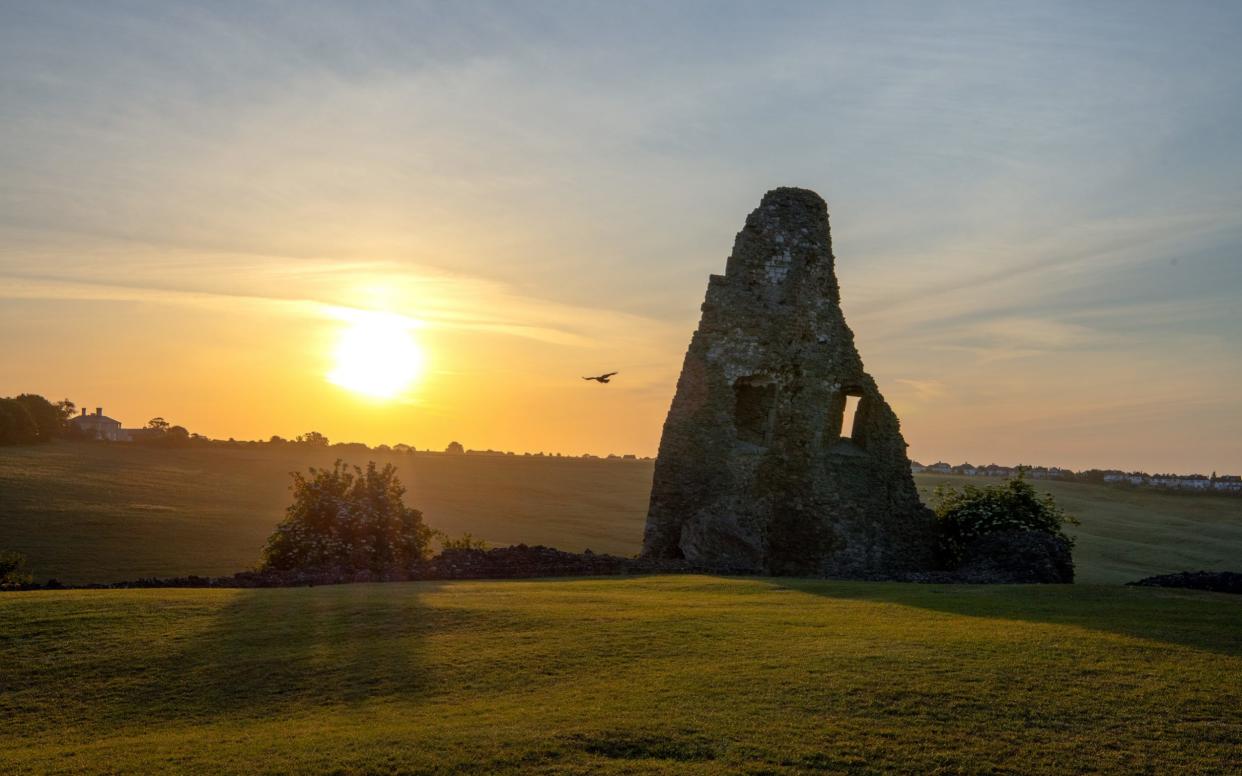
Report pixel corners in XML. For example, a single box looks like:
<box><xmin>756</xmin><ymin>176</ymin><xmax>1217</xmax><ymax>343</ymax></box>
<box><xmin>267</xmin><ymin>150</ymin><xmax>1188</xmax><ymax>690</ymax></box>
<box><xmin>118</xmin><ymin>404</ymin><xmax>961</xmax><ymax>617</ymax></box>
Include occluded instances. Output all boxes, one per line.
<box><xmin>642</xmin><ymin>187</ymin><xmax>935</xmax><ymax>576</ymax></box>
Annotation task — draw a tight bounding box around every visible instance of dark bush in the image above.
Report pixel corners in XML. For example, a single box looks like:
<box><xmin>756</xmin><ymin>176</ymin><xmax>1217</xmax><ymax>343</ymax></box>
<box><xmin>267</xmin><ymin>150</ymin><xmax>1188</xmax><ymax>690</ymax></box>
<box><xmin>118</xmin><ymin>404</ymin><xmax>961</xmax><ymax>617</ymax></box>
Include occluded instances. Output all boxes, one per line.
<box><xmin>931</xmin><ymin>471</ymin><xmax>1077</xmax><ymax>567</ymax></box>
<box><xmin>0</xmin><ymin>551</ymin><xmax>32</xmax><ymax>588</ymax></box>
<box><xmin>261</xmin><ymin>460</ymin><xmax>434</xmax><ymax>573</ymax></box>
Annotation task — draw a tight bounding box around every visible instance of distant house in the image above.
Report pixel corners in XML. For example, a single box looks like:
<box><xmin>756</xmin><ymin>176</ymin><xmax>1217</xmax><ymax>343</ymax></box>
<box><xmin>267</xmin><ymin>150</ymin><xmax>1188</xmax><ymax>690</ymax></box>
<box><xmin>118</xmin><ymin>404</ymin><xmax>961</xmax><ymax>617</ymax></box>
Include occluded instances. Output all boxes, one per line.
<box><xmin>926</xmin><ymin>461</ymin><xmax>952</xmax><ymax>474</ymax></box>
<box><xmin>1214</xmin><ymin>475</ymin><xmax>1242</xmax><ymax>492</ymax></box>
<box><xmin>909</xmin><ymin>461</ymin><xmax>926</xmax><ymax>473</ymax></box>
<box><xmin>1179</xmin><ymin>475</ymin><xmax>1211</xmax><ymax>490</ymax></box>
<box><xmin>69</xmin><ymin>407</ymin><xmax>129</xmax><ymax>441</ymax></box>
<box><xmin>1150</xmin><ymin>474</ymin><xmax>1211</xmax><ymax>490</ymax></box>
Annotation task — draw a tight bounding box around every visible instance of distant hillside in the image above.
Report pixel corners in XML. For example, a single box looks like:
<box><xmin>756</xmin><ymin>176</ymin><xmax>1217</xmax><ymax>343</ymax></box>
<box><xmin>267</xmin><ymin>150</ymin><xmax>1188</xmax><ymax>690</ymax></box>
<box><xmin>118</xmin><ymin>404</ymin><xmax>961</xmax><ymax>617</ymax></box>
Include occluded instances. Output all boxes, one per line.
<box><xmin>1</xmin><ymin>441</ymin><xmax>1239</xmax><ymax>584</ymax></box>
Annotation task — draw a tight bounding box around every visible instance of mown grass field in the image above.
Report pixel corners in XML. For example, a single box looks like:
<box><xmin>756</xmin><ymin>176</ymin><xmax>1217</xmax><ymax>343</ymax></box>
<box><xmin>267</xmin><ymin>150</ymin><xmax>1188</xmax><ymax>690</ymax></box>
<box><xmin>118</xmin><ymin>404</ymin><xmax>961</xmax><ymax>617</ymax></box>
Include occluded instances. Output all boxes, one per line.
<box><xmin>2</xmin><ymin>577</ymin><xmax>1239</xmax><ymax>774</ymax></box>
<box><xmin>1</xmin><ymin>441</ymin><xmax>1240</xmax><ymax>584</ymax></box>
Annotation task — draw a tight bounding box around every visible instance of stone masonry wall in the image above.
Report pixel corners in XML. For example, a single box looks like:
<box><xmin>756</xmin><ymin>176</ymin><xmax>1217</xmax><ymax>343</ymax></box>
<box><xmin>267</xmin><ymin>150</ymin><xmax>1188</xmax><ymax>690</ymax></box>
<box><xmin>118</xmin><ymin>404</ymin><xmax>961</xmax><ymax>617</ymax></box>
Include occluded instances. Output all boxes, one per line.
<box><xmin>642</xmin><ymin>188</ymin><xmax>935</xmax><ymax>576</ymax></box>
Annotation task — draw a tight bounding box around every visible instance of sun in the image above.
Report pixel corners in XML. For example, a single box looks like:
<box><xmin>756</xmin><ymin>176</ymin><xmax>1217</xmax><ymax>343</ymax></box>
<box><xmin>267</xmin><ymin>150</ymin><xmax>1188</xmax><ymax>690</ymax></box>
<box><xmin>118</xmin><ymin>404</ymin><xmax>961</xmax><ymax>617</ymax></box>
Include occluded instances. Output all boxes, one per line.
<box><xmin>327</xmin><ymin>313</ymin><xmax>426</xmax><ymax>399</ymax></box>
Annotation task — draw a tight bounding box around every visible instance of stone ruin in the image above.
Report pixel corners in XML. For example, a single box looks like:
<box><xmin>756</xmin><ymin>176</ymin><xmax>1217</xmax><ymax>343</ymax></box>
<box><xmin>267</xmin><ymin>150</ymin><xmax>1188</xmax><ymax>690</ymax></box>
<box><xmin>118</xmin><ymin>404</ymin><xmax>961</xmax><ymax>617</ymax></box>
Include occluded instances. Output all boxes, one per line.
<box><xmin>642</xmin><ymin>187</ymin><xmax>936</xmax><ymax>577</ymax></box>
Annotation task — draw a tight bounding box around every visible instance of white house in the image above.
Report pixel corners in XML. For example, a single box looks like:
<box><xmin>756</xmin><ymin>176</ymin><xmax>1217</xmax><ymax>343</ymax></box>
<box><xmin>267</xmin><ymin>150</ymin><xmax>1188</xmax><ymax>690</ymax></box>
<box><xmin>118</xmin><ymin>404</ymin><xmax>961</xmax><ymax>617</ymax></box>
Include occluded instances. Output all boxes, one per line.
<box><xmin>68</xmin><ymin>407</ymin><xmax>129</xmax><ymax>441</ymax></box>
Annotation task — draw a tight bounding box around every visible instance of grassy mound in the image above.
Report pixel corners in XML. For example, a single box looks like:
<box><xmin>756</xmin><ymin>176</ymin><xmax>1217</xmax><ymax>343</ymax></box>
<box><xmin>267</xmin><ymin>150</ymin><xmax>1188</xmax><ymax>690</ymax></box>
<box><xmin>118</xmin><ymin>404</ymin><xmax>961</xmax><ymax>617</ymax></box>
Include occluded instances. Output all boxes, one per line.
<box><xmin>2</xmin><ymin>577</ymin><xmax>1238</xmax><ymax>774</ymax></box>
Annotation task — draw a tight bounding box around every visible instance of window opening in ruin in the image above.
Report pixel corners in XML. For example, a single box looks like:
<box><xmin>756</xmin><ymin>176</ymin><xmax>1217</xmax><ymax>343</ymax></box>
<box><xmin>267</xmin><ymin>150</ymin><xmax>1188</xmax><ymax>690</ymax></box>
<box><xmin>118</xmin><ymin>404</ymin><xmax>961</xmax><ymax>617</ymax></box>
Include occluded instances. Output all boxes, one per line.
<box><xmin>734</xmin><ymin>379</ymin><xmax>776</xmax><ymax>445</ymax></box>
<box><xmin>841</xmin><ymin>394</ymin><xmax>862</xmax><ymax>439</ymax></box>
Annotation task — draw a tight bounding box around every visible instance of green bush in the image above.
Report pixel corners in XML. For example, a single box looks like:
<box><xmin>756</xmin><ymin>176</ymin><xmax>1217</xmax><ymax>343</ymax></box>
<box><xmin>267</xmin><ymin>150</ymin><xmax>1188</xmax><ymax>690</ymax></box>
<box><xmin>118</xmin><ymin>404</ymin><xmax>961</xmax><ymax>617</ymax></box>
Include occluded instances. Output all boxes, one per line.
<box><xmin>261</xmin><ymin>461</ymin><xmax>434</xmax><ymax>572</ymax></box>
<box><xmin>932</xmin><ymin>471</ymin><xmax>1077</xmax><ymax>565</ymax></box>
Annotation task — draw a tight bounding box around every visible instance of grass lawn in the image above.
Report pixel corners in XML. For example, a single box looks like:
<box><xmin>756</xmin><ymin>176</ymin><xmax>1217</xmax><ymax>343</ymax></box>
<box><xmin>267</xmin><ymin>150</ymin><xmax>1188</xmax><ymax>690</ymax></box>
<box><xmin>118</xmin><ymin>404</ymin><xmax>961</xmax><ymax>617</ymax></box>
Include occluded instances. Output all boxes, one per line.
<box><xmin>2</xmin><ymin>442</ymin><xmax>1240</xmax><ymax>584</ymax></box>
<box><xmin>2</xmin><ymin>577</ymin><xmax>1239</xmax><ymax>774</ymax></box>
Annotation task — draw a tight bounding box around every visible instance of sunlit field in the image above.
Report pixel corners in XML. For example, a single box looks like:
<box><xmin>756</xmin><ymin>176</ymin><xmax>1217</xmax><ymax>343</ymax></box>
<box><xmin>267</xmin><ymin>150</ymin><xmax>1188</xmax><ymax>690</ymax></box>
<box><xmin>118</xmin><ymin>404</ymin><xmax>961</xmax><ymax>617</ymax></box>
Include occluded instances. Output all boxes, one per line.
<box><xmin>2</xmin><ymin>577</ymin><xmax>1238</xmax><ymax>774</ymax></box>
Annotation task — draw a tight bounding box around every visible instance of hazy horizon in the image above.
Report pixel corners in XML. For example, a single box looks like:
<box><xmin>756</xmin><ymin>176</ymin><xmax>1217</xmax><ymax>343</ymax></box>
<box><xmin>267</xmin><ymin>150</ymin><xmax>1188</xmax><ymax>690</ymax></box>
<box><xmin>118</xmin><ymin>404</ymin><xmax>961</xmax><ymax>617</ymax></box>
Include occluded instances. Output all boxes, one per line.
<box><xmin>3</xmin><ymin>2</ymin><xmax>1241</xmax><ymax>473</ymax></box>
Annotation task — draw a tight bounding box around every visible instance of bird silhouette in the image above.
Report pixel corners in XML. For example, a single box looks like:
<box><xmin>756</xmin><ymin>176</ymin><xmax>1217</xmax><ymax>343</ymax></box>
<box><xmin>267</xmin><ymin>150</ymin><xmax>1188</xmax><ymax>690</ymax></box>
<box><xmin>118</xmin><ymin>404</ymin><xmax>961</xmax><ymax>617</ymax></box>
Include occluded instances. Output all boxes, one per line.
<box><xmin>583</xmin><ymin>371</ymin><xmax>618</xmax><ymax>384</ymax></box>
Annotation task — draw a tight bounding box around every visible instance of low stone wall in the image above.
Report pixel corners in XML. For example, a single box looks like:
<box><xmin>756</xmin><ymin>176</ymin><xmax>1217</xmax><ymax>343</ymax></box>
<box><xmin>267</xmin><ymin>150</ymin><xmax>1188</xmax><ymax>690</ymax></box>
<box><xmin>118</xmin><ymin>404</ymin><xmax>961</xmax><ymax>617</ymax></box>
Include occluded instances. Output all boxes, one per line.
<box><xmin>7</xmin><ymin>536</ymin><xmax>1088</xmax><ymax>591</ymax></box>
<box><xmin>1127</xmin><ymin>571</ymin><xmax>1242</xmax><ymax>595</ymax></box>
<box><xmin>13</xmin><ymin>545</ymin><xmax>703</xmax><ymax>590</ymax></box>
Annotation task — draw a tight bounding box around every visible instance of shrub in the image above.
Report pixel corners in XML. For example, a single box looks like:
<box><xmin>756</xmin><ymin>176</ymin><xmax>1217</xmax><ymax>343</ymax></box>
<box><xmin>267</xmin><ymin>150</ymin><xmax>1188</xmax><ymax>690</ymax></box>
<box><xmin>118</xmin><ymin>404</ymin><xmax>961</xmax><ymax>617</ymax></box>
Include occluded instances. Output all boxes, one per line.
<box><xmin>931</xmin><ymin>470</ymin><xmax>1077</xmax><ymax>565</ymax></box>
<box><xmin>436</xmin><ymin>531</ymin><xmax>488</xmax><ymax>551</ymax></box>
<box><xmin>0</xmin><ymin>550</ymin><xmax>32</xmax><ymax>588</ymax></box>
<box><xmin>261</xmin><ymin>461</ymin><xmax>434</xmax><ymax>572</ymax></box>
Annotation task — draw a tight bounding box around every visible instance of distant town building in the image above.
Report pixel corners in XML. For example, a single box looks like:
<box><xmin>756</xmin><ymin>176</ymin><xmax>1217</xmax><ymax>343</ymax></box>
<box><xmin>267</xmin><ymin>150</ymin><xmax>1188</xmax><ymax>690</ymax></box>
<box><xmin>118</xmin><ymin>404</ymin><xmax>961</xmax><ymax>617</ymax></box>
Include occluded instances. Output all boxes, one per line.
<box><xmin>69</xmin><ymin>407</ymin><xmax>129</xmax><ymax>441</ymax></box>
<box><xmin>906</xmin><ymin>456</ymin><xmax>1239</xmax><ymax>496</ymax></box>
<box><xmin>1214</xmin><ymin>475</ymin><xmax>1242</xmax><ymax>492</ymax></box>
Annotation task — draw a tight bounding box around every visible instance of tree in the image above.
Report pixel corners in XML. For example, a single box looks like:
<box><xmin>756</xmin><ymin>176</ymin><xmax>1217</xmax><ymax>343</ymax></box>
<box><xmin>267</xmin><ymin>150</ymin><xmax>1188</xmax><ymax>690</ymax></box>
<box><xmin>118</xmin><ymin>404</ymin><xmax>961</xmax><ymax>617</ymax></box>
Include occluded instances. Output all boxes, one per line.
<box><xmin>261</xmin><ymin>461</ymin><xmax>434</xmax><ymax>572</ymax></box>
<box><xmin>295</xmin><ymin>431</ymin><xmax>329</xmax><ymax>447</ymax></box>
<box><xmin>4</xmin><ymin>394</ymin><xmax>64</xmax><ymax>442</ymax></box>
<box><xmin>146</xmin><ymin>417</ymin><xmax>170</xmax><ymax>432</ymax></box>
<box><xmin>0</xmin><ymin>399</ymin><xmax>39</xmax><ymax>445</ymax></box>
<box><xmin>931</xmin><ymin>470</ymin><xmax>1077</xmax><ymax>565</ymax></box>
<box><xmin>14</xmin><ymin>394</ymin><xmax>59</xmax><ymax>440</ymax></box>
<box><xmin>445</xmin><ymin>441</ymin><xmax>465</xmax><ymax>455</ymax></box>
<box><xmin>55</xmin><ymin>398</ymin><xmax>76</xmax><ymax>423</ymax></box>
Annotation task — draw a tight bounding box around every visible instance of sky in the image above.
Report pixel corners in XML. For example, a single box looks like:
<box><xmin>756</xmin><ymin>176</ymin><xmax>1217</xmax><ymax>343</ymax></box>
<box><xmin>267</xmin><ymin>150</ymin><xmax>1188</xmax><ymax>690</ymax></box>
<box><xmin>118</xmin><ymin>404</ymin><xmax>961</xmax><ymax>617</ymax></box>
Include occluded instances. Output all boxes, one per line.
<box><xmin>2</xmin><ymin>1</ymin><xmax>1240</xmax><ymax>473</ymax></box>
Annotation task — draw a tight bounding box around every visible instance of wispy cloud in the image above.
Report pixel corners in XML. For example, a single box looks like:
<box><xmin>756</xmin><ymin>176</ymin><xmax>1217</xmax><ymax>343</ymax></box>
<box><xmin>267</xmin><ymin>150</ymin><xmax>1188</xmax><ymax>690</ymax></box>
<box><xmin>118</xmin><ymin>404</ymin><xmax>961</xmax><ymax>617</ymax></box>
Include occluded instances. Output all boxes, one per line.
<box><xmin>1</xmin><ymin>1</ymin><xmax>1239</xmax><ymax>467</ymax></box>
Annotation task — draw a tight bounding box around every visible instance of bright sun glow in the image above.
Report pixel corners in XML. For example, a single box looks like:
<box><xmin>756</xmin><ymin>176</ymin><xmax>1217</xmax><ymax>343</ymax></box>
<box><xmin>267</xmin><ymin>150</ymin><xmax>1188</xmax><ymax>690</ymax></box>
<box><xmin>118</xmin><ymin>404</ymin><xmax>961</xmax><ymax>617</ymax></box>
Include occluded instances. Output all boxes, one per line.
<box><xmin>327</xmin><ymin>312</ymin><xmax>426</xmax><ymax>399</ymax></box>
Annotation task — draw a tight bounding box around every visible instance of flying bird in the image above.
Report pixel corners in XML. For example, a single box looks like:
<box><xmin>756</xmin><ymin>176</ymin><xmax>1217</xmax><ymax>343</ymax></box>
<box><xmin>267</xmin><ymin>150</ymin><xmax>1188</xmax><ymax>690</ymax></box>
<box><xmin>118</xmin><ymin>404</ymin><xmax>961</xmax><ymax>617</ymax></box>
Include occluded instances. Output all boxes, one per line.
<box><xmin>583</xmin><ymin>371</ymin><xmax>618</xmax><ymax>384</ymax></box>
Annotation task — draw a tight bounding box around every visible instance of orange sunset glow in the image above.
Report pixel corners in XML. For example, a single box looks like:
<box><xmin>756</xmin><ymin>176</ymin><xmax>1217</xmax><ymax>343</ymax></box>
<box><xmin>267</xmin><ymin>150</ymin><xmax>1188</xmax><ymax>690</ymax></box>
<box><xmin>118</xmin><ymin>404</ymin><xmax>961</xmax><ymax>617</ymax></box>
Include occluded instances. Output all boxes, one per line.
<box><xmin>1</xmin><ymin>3</ymin><xmax>1238</xmax><ymax>473</ymax></box>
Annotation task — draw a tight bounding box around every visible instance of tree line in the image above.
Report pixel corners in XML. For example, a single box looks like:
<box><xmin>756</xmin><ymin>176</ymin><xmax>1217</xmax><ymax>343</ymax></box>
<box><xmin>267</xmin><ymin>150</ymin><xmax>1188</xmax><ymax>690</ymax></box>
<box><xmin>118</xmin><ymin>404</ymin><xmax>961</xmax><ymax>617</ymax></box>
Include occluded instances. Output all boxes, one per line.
<box><xmin>0</xmin><ymin>394</ymin><xmax>75</xmax><ymax>445</ymax></box>
<box><xmin>0</xmin><ymin>393</ymin><xmax>200</xmax><ymax>447</ymax></box>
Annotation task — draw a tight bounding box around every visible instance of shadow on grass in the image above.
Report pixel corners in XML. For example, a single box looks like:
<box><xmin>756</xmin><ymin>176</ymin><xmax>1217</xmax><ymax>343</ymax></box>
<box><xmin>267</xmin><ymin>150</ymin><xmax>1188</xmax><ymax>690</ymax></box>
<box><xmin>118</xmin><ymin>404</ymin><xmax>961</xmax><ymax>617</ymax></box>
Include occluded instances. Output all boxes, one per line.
<box><xmin>124</xmin><ymin>582</ymin><xmax>454</xmax><ymax>723</ymax></box>
<box><xmin>776</xmin><ymin>578</ymin><xmax>1242</xmax><ymax>656</ymax></box>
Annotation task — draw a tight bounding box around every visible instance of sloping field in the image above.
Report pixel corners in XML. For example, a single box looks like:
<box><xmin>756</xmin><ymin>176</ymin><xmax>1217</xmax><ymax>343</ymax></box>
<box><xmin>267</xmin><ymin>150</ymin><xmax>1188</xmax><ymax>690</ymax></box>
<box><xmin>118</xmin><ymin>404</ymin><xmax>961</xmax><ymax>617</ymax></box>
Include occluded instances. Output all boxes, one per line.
<box><xmin>0</xmin><ymin>441</ymin><xmax>1239</xmax><ymax>584</ymax></box>
<box><xmin>2</xmin><ymin>577</ymin><xmax>1239</xmax><ymax>774</ymax></box>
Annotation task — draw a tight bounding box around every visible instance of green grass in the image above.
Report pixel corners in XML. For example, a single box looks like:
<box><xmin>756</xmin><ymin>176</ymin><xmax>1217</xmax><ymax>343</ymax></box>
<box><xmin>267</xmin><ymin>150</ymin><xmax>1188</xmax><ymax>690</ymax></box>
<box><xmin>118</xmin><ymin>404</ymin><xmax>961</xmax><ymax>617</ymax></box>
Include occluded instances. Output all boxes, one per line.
<box><xmin>0</xmin><ymin>442</ymin><xmax>652</xmax><ymax>583</ymax></box>
<box><xmin>913</xmin><ymin>474</ymin><xmax>1242</xmax><ymax>584</ymax></box>
<box><xmin>1</xmin><ymin>442</ymin><xmax>1239</xmax><ymax>584</ymax></box>
<box><xmin>2</xmin><ymin>577</ymin><xmax>1239</xmax><ymax>774</ymax></box>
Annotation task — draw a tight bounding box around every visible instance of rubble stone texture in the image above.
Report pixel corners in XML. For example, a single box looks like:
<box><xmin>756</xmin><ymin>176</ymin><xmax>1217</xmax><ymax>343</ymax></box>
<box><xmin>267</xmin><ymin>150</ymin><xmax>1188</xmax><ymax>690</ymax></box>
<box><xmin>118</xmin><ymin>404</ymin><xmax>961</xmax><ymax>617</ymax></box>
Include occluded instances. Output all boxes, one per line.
<box><xmin>643</xmin><ymin>187</ymin><xmax>936</xmax><ymax>576</ymax></box>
